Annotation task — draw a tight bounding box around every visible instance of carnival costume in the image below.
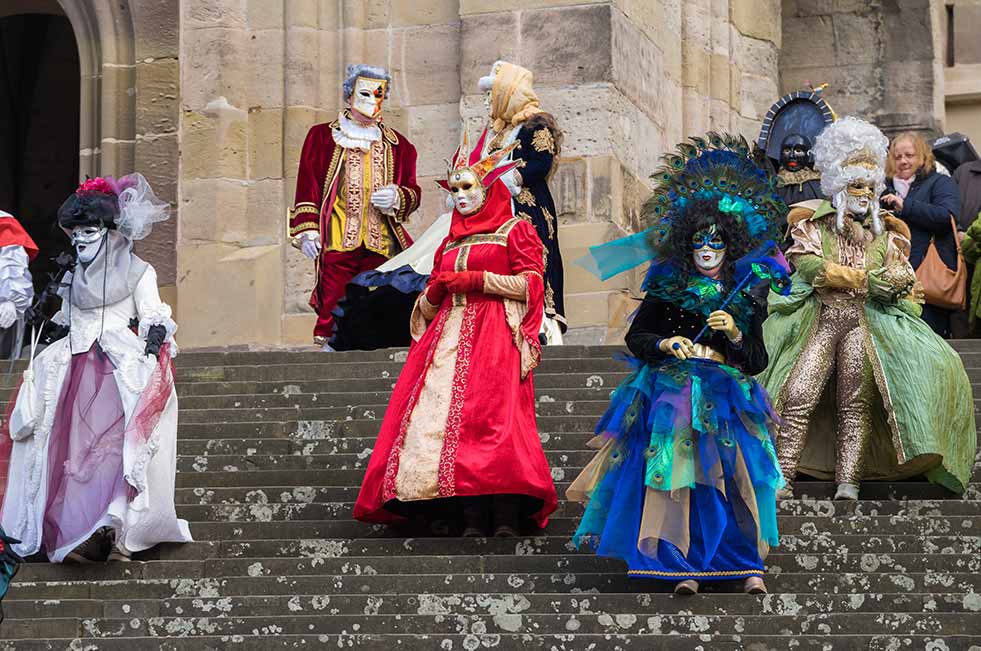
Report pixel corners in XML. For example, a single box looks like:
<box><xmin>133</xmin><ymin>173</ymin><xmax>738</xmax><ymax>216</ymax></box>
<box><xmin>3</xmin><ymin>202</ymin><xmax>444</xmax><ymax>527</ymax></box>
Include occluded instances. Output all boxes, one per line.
<box><xmin>0</xmin><ymin>211</ymin><xmax>38</xmax><ymax>360</ymax></box>
<box><xmin>568</xmin><ymin>134</ymin><xmax>788</xmax><ymax>594</ymax></box>
<box><xmin>759</xmin><ymin>117</ymin><xmax>976</xmax><ymax>498</ymax></box>
<box><xmin>289</xmin><ymin>64</ymin><xmax>420</xmax><ymax>348</ymax></box>
<box><xmin>1</xmin><ymin>175</ymin><xmax>192</xmax><ymax>563</ymax></box>
<box><xmin>354</xmin><ymin>129</ymin><xmax>557</xmax><ymax>536</ymax></box>
<box><xmin>478</xmin><ymin>61</ymin><xmax>566</xmax><ymax>342</ymax></box>
<box><xmin>758</xmin><ymin>89</ymin><xmax>835</xmax><ymax>208</ymax></box>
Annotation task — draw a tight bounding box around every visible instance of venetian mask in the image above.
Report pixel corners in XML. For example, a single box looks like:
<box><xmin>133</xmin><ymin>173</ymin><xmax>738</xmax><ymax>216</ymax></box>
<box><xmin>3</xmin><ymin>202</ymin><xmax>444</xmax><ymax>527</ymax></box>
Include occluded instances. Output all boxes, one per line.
<box><xmin>844</xmin><ymin>180</ymin><xmax>875</xmax><ymax>217</ymax></box>
<box><xmin>779</xmin><ymin>134</ymin><xmax>814</xmax><ymax>172</ymax></box>
<box><xmin>691</xmin><ymin>225</ymin><xmax>726</xmax><ymax>273</ymax></box>
<box><xmin>71</xmin><ymin>225</ymin><xmax>107</xmax><ymax>264</ymax></box>
<box><xmin>350</xmin><ymin>76</ymin><xmax>387</xmax><ymax>119</ymax></box>
<box><xmin>447</xmin><ymin>168</ymin><xmax>486</xmax><ymax>216</ymax></box>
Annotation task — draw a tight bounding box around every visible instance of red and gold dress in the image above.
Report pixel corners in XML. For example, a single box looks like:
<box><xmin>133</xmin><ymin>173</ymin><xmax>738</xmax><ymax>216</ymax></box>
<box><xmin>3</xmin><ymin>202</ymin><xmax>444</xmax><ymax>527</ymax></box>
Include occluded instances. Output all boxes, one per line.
<box><xmin>354</xmin><ymin>182</ymin><xmax>558</xmax><ymax>528</ymax></box>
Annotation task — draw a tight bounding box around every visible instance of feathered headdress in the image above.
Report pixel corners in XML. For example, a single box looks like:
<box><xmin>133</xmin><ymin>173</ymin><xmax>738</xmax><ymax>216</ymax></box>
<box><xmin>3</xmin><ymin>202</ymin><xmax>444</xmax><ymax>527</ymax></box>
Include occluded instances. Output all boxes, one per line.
<box><xmin>643</xmin><ymin>132</ymin><xmax>786</xmax><ymax>252</ymax></box>
<box><xmin>578</xmin><ymin>132</ymin><xmax>787</xmax><ymax>281</ymax></box>
<box><xmin>435</xmin><ymin>127</ymin><xmax>522</xmax><ymax>192</ymax></box>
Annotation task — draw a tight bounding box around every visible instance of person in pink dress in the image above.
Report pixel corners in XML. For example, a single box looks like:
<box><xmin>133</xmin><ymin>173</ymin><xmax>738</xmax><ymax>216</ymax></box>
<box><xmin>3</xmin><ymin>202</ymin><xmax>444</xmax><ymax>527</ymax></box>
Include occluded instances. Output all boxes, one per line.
<box><xmin>354</xmin><ymin>130</ymin><xmax>557</xmax><ymax>537</ymax></box>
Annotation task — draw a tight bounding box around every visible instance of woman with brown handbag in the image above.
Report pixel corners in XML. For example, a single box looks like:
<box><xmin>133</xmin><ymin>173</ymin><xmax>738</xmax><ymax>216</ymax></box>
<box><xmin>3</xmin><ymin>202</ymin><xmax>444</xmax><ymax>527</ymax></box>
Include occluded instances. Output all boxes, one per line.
<box><xmin>881</xmin><ymin>132</ymin><xmax>963</xmax><ymax>337</ymax></box>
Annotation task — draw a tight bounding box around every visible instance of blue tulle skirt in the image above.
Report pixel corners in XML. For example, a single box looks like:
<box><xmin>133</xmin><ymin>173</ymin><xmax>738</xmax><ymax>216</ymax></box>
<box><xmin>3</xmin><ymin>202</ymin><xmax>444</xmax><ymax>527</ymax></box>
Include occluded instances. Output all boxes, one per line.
<box><xmin>568</xmin><ymin>355</ymin><xmax>784</xmax><ymax>581</ymax></box>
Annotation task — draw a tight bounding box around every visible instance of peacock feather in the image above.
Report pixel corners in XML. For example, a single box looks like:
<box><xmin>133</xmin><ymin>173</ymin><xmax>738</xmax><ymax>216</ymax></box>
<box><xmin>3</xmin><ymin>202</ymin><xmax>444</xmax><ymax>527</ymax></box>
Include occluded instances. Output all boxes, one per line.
<box><xmin>640</xmin><ymin>132</ymin><xmax>787</xmax><ymax>257</ymax></box>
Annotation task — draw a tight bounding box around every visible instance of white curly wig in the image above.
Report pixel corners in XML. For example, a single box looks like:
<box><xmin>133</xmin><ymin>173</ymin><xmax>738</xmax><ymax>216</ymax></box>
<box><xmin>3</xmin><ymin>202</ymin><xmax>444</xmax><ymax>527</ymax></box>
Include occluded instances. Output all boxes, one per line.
<box><xmin>812</xmin><ymin>116</ymin><xmax>889</xmax><ymax>234</ymax></box>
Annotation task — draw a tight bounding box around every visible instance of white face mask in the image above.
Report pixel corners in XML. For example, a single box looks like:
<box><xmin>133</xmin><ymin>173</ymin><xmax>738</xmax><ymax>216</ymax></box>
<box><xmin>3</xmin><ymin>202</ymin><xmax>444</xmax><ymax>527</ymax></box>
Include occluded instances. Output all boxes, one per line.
<box><xmin>691</xmin><ymin>227</ymin><xmax>727</xmax><ymax>274</ymax></box>
<box><xmin>448</xmin><ymin>169</ymin><xmax>486</xmax><ymax>216</ymax></box>
<box><xmin>350</xmin><ymin>77</ymin><xmax>387</xmax><ymax>119</ymax></box>
<box><xmin>72</xmin><ymin>225</ymin><xmax>107</xmax><ymax>264</ymax></box>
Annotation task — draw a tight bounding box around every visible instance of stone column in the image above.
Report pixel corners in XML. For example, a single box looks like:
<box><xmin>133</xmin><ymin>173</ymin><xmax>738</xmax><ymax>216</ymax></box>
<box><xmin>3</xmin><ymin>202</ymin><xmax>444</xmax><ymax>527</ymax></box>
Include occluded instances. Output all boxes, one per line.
<box><xmin>178</xmin><ymin>1</ymin><xmax>286</xmax><ymax>347</ymax></box>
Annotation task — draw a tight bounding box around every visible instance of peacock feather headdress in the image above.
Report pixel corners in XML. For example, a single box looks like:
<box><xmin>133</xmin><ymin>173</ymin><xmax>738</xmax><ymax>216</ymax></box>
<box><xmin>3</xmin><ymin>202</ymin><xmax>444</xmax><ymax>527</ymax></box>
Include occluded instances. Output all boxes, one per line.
<box><xmin>643</xmin><ymin>132</ymin><xmax>787</xmax><ymax>254</ymax></box>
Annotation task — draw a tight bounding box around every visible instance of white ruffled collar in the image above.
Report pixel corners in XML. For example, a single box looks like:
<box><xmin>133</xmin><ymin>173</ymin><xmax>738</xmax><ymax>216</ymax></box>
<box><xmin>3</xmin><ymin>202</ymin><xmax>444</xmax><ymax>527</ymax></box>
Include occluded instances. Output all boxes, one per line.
<box><xmin>333</xmin><ymin>112</ymin><xmax>382</xmax><ymax>151</ymax></box>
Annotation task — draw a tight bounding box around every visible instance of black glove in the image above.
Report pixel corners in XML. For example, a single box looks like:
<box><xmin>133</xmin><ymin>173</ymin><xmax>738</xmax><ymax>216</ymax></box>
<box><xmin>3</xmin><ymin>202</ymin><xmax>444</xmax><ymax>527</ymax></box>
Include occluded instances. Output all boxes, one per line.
<box><xmin>144</xmin><ymin>324</ymin><xmax>167</xmax><ymax>358</ymax></box>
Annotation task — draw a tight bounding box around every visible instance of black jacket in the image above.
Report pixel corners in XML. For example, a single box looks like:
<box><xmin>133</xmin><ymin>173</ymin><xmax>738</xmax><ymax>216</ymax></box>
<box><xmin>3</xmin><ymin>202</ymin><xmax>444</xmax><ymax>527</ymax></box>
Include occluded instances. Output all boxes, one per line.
<box><xmin>625</xmin><ymin>295</ymin><xmax>769</xmax><ymax>376</ymax></box>
<box><xmin>886</xmin><ymin>170</ymin><xmax>961</xmax><ymax>271</ymax></box>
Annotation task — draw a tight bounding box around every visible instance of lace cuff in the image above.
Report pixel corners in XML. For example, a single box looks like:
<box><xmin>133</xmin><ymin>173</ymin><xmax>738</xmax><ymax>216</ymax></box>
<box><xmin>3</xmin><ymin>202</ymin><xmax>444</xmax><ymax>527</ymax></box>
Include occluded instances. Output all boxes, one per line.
<box><xmin>0</xmin><ymin>245</ymin><xmax>33</xmax><ymax>312</ymax></box>
<box><xmin>138</xmin><ymin>303</ymin><xmax>178</xmax><ymax>342</ymax></box>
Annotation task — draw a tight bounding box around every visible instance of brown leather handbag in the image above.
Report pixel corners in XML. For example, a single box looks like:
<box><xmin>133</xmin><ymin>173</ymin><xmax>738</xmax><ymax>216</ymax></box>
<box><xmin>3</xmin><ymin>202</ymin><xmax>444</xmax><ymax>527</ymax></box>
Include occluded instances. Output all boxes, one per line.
<box><xmin>915</xmin><ymin>217</ymin><xmax>967</xmax><ymax>310</ymax></box>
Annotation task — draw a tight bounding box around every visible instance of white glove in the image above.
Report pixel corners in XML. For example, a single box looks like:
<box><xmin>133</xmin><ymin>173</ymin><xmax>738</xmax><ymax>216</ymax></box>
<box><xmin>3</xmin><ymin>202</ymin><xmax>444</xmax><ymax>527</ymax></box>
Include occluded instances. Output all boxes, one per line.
<box><xmin>0</xmin><ymin>301</ymin><xmax>17</xmax><ymax>329</ymax></box>
<box><xmin>370</xmin><ymin>185</ymin><xmax>400</xmax><ymax>215</ymax></box>
<box><xmin>300</xmin><ymin>232</ymin><xmax>322</xmax><ymax>260</ymax></box>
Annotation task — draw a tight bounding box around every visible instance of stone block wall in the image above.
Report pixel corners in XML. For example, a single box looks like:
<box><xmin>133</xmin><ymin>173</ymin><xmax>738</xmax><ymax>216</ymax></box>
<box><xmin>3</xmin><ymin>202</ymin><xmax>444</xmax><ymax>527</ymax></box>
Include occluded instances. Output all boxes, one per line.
<box><xmin>178</xmin><ymin>0</ymin><xmax>783</xmax><ymax>348</ymax></box>
<box><xmin>780</xmin><ymin>0</ymin><xmax>946</xmax><ymax>136</ymax></box>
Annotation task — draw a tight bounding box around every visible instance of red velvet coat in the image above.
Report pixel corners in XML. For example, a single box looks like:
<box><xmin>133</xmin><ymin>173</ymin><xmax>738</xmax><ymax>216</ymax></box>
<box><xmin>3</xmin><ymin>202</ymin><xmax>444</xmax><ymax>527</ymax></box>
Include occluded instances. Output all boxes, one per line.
<box><xmin>288</xmin><ymin>117</ymin><xmax>420</xmax><ymax>251</ymax></box>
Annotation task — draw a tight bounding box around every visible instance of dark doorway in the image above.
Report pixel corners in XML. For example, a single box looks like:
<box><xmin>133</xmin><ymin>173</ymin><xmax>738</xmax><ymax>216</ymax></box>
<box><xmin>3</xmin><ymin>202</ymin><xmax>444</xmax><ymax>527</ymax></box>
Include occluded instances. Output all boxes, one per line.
<box><xmin>0</xmin><ymin>13</ymin><xmax>80</xmax><ymax>296</ymax></box>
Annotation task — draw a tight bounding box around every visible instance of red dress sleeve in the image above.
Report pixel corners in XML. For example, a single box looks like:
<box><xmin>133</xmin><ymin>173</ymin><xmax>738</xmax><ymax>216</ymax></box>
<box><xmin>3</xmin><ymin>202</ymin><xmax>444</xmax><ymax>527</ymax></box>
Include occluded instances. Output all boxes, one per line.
<box><xmin>507</xmin><ymin>220</ymin><xmax>545</xmax><ymax>377</ymax></box>
<box><xmin>289</xmin><ymin>125</ymin><xmax>328</xmax><ymax>238</ymax></box>
<box><xmin>394</xmin><ymin>139</ymin><xmax>421</xmax><ymax>223</ymax></box>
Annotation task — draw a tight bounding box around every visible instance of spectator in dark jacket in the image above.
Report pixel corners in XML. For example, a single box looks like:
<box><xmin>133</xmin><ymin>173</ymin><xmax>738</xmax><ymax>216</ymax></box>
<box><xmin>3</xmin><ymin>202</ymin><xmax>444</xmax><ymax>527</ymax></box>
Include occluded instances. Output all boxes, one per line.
<box><xmin>881</xmin><ymin>131</ymin><xmax>961</xmax><ymax>338</ymax></box>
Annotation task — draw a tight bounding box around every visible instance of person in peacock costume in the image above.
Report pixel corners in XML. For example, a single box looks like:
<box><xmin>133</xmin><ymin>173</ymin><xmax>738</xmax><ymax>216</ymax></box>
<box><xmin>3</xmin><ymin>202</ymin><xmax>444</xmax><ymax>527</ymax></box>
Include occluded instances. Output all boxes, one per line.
<box><xmin>568</xmin><ymin>133</ymin><xmax>789</xmax><ymax>595</ymax></box>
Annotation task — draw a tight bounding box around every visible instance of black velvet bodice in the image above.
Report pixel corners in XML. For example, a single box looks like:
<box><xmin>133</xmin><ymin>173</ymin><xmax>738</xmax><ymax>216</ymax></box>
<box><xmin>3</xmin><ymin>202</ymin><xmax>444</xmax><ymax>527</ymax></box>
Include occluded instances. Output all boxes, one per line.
<box><xmin>625</xmin><ymin>295</ymin><xmax>769</xmax><ymax>375</ymax></box>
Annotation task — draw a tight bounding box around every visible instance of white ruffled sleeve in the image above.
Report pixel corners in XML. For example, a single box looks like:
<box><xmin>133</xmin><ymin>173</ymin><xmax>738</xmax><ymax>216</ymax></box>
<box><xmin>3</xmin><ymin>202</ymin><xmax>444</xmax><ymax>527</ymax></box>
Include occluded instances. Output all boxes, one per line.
<box><xmin>0</xmin><ymin>245</ymin><xmax>33</xmax><ymax>313</ymax></box>
<box><xmin>133</xmin><ymin>266</ymin><xmax>177</xmax><ymax>343</ymax></box>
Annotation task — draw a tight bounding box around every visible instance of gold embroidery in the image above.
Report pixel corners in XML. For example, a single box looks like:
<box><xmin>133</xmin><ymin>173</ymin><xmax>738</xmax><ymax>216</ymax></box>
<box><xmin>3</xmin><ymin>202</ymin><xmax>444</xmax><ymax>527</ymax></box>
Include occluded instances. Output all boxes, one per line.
<box><xmin>545</xmin><ymin>283</ymin><xmax>556</xmax><ymax>312</ymax></box>
<box><xmin>291</xmin><ymin>203</ymin><xmax>319</xmax><ymax>217</ymax></box>
<box><xmin>443</xmin><ymin>218</ymin><xmax>523</xmax><ymax>252</ymax></box>
<box><xmin>289</xmin><ymin>220</ymin><xmax>319</xmax><ymax>237</ymax></box>
<box><xmin>516</xmin><ymin>188</ymin><xmax>536</xmax><ymax>207</ymax></box>
<box><xmin>452</xmin><ymin>245</ymin><xmax>471</xmax><ymax>307</ymax></box>
<box><xmin>543</xmin><ymin>206</ymin><xmax>556</xmax><ymax>239</ymax></box>
<box><xmin>319</xmin><ymin>147</ymin><xmax>344</xmax><ymax>218</ymax></box>
<box><xmin>488</xmin><ymin>130</ymin><xmax>509</xmax><ymax>153</ymax></box>
<box><xmin>532</xmin><ymin>128</ymin><xmax>556</xmax><ymax>154</ymax></box>
<box><xmin>516</xmin><ymin>212</ymin><xmax>533</xmax><ymax>224</ymax></box>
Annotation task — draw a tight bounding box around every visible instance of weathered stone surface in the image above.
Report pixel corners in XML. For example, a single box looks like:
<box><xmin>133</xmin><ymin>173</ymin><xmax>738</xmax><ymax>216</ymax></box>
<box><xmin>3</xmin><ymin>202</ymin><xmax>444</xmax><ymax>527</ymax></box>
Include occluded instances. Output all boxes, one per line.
<box><xmin>391</xmin><ymin>0</ymin><xmax>459</xmax><ymax>27</ymax></box>
<box><xmin>395</xmin><ymin>23</ymin><xmax>462</xmax><ymax>106</ymax></box>
<box><xmin>732</xmin><ymin>0</ymin><xmax>781</xmax><ymax>45</ymax></box>
<box><xmin>131</xmin><ymin>0</ymin><xmax>180</xmax><ymax>59</ymax></box>
<box><xmin>460</xmin><ymin>0</ymin><xmax>605</xmax><ymax>14</ymax></box>
<box><xmin>953</xmin><ymin>4</ymin><xmax>981</xmax><ymax>65</ymax></box>
<box><xmin>521</xmin><ymin>5</ymin><xmax>613</xmax><ymax>88</ymax></box>
<box><xmin>136</xmin><ymin>59</ymin><xmax>180</xmax><ymax>136</ymax></box>
<box><xmin>459</xmin><ymin>11</ymin><xmax>520</xmax><ymax>88</ymax></box>
<box><xmin>611</xmin><ymin>8</ymin><xmax>665</xmax><ymax>126</ymax></box>
<box><xmin>182</xmin><ymin>107</ymin><xmax>250</xmax><ymax>180</ymax></box>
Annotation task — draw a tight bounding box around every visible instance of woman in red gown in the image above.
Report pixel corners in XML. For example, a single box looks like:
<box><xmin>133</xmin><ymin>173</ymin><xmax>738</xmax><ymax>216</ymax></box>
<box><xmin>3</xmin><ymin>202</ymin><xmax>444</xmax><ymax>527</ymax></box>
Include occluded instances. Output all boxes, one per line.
<box><xmin>354</xmin><ymin>131</ymin><xmax>557</xmax><ymax>536</ymax></box>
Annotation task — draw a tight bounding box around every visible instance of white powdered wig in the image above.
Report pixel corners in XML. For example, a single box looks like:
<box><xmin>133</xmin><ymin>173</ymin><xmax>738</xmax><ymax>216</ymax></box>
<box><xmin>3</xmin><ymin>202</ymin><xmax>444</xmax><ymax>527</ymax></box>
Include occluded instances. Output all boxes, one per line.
<box><xmin>812</xmin><ymin>116</ymin><xmax>889</xmax><ymax>199</ymax></box>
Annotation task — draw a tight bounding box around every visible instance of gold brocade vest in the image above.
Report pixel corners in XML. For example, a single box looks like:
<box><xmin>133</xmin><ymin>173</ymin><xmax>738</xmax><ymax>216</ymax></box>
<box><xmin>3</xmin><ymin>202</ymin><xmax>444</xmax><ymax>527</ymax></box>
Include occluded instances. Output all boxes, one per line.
<box><xmin>326</xmin><ymin>142</ymin><xmax>392</xmax><ymax>257</ymax></box>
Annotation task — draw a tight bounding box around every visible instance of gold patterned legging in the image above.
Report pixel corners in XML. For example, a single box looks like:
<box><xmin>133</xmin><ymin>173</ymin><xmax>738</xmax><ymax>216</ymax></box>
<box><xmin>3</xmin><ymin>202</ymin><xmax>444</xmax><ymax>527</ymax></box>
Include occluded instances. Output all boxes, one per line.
<box><xmin>777</xmin><ymin>301</ymin><xmax>875</xmax><ymax>485</ymax></box>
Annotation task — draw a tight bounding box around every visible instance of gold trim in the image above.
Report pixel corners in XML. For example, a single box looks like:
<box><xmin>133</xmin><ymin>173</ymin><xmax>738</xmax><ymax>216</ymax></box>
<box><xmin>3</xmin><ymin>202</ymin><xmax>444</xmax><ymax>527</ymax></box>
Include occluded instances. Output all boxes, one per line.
<box><xmin>289</xmin><ymin>220</ymin><xmax>319</xmax><ymax>236</ymax></box>
<box><xmin>532</xmin><ymin>127</ymin><xmax>556</xmax><ymax>154</ymax></box>
<box><xmin>516</xmin><ymin>188</ymin><xmax>536</xmax><ymax>207</ymax></box>
<box><xmin>627</xmin><ymin>569</ymin><xmax>765</xmax><ymax>577</ymax></box>
<box><xmin>453</xmin><ymin>244</ymin><xmax>471</xmax><ymax>307</ymax></box>
<box><xmin>319</xmin><ymin>147</ymin><xmax>344</xmax><ymax>221</ymax></box>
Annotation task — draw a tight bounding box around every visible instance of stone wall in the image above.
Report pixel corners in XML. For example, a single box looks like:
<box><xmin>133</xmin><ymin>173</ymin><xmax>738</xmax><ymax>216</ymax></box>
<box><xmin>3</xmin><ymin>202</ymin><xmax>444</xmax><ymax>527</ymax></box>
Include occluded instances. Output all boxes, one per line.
<box><xmin>178</xmin><ymin>0</ymin><xmax>783</xmax><ymax>348</ymax></box>
<box><xmin>781</xmin><ymin>0</ymin><xmax>946</xmax><ymax>136</ymax></box>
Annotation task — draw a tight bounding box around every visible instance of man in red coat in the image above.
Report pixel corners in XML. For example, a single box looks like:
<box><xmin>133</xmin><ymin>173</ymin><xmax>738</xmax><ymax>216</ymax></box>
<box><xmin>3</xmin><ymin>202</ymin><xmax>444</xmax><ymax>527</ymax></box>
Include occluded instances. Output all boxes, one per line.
<box><xmin>0</xmin><ymin>210</ymin><xmax>37</xmax><ymax>330</ymax></box>
<box><xmin>288</xmin><ymin>64</ymin><xmax>421</xmax><ymax>348</ymax></box>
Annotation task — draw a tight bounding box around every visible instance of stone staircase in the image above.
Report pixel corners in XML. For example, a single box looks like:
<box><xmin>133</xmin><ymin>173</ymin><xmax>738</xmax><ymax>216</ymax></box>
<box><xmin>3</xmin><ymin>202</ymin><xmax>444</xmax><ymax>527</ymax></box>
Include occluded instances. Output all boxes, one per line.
<box><xmin>1</xmin><ymin>344</ymin><xmax>979</xmax><ymax>650</ymax></box>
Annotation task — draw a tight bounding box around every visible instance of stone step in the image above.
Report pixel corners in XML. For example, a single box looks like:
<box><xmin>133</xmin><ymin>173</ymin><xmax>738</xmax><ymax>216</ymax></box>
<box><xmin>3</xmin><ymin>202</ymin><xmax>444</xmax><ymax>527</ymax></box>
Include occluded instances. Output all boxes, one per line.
<box><xmin>3</xmin><ymin>591</ymin><xmax>978</xmax><ymax>622</ymax></box>
<box><xmin>176</xmin><ymin>480</ymin><xmax>981</xmax><ymax>505</ymax></box>
<box><xmin>179</xmin><ymin>515</ymin><xmax>981</xmax><ymax>541</ymax></box>
<box><xmin>3</xmin><ymin>611</ymin><xmax>980</xmax><ymax>639</ymax></box>
<box><xmin>8</xmin><ymin>572</ymin><xmax>980</xmax><ymax>602</ymax></box>
<box><xmin>122</xmin><ymin>532</ymin><xmax>981</xmax><ymax>563</ymax></box>
<box><xmin>3</xmin><ymin>633</ymin><xmax>978</xmax><ymax>651</ymax></box>
<box><xmin>173</xmin><ymin>460</ymin><xmax>981</xmax><ymax>488</ymax></box>
<box><xmin>15</xmin><ymin>553</ymin><xmax>980</xmax><ymax>585</ymax></box>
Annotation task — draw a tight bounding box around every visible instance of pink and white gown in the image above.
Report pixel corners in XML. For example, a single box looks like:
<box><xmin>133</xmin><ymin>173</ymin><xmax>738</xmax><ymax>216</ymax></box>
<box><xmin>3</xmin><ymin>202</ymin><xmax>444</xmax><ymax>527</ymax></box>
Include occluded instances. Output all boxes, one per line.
<box><xmin>1</xmin><ymin>265</ymin><xmax>192</xmax><ymax>561</ymax></box>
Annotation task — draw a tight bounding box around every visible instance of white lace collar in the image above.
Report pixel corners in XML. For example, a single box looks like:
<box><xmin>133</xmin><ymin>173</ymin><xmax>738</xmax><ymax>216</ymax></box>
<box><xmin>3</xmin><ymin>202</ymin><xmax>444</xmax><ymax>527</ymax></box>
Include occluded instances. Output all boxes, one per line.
<box><xmin>333</xmin><ymin>112</ymin><xmax>382</xmax><ymax>151</ymax></box>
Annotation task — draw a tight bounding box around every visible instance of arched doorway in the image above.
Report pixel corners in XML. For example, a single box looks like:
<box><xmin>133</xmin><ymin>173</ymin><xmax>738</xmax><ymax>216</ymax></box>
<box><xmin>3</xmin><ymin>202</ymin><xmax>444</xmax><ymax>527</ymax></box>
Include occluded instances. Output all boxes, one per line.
<box><xmin>0</xmin><ymin>8</ymin><xmax>80</xmax><ymax>294</ymax></box>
